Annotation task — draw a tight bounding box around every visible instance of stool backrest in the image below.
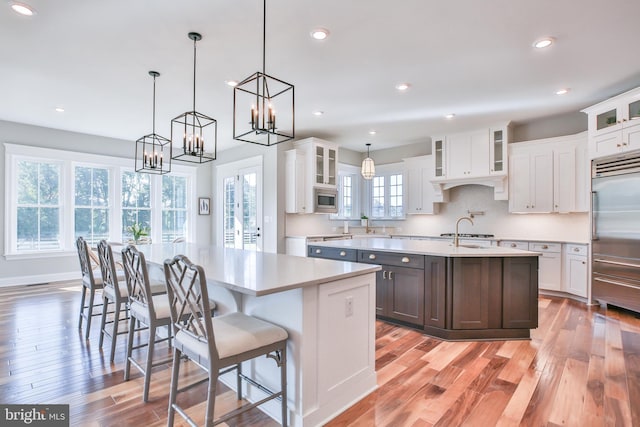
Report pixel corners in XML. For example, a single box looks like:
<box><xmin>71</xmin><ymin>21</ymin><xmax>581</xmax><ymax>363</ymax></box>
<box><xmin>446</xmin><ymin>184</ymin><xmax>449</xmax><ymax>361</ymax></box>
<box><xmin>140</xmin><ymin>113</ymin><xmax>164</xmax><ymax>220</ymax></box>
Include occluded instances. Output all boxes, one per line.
<box><xmin>164</xmin><ymin>255</ymin><xmax>218</xmax><ymax>361</ymax></box>
<box><xmin>76</xmin><ymin>236</ymin><xmax>97</xmax><ymax>288</ymax></box>
<box><xmin>122</xmin><ymin>245</ymin><xmax>156</xmax><ymax>319</ymax></box>
<box><xmin>97</xmin><ymin>240</ymin><xmax>122</xmax><ymax>299</ymax></box>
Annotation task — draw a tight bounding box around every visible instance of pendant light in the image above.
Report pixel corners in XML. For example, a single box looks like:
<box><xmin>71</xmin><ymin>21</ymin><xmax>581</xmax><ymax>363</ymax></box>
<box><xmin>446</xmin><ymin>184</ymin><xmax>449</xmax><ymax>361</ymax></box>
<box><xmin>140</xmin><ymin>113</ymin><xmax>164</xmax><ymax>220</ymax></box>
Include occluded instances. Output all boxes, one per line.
<box><xmin>135</xmin><ymin>71</ymin><xmax>171</xmax><ymax>175</ymax></box>
<box><xmin>361</xmin><ymin>143</ymin><xmax>375</xmax><ymax>180</ymax></box>
<box><xmin>171</xmin><ymin>32</ymin><xmax>217</xmax><ymax>164</ymax></box>
<box><xmin>233</xmin><ymin>0</ymin><xmax>294</xmax><ymax>146</ymax></box>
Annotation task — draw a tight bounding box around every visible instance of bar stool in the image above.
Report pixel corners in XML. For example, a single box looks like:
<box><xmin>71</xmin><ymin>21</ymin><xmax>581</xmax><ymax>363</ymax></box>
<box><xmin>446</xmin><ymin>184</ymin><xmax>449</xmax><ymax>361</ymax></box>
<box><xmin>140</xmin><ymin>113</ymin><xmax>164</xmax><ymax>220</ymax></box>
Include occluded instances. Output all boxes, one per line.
<box><xmin>121</xmin><ymin>244</ymin><xmax>174</xmax><ymax>402</ymax></box>
<box><xmin>163</xmin><ymin>255</ymin><xmax>289</xmax><ymax>426</ymax></box>
<box><xmin>97</xmin><ymin>240</ymin><xmax>128</xmax><ymax>362</ymax></box>
<box><xmin>76</xmin><ymin>236</ymin><xmax>104</xmax><ymax>340</ymax></box>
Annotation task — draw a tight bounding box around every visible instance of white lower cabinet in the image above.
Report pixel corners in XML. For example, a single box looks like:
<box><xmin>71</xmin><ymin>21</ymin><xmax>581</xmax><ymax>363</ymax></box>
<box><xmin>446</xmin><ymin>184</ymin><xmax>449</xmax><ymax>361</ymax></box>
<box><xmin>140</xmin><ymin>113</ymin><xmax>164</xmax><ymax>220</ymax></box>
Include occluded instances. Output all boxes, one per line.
<box><xmin>563</xmin><ymin>244</ymin><xmax>588</xmax><ymax>298</ymax></box>
<box><xmin>528</xmin><ymin>242</ymin><xmax>562</xmax><ymax>292</ymax></box>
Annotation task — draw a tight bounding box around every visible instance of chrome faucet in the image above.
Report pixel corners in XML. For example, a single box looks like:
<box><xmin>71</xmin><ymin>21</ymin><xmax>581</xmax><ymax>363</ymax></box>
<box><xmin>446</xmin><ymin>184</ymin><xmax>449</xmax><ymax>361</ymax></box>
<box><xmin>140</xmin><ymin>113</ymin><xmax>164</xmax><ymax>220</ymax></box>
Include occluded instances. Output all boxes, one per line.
<box><xmin>454</xmin><ymin>216</ymin><xmax>474</xmax><ymax>247</ymax></box>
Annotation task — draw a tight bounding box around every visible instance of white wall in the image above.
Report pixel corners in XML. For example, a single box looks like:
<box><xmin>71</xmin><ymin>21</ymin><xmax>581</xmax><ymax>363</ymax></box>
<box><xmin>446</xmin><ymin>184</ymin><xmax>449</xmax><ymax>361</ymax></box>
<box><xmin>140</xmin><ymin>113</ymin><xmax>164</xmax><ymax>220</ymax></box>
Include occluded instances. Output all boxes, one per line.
<box><xmin>0</xmin><ymin>119</ymin><xmax>212</xmax><ymax>286</ymax></box>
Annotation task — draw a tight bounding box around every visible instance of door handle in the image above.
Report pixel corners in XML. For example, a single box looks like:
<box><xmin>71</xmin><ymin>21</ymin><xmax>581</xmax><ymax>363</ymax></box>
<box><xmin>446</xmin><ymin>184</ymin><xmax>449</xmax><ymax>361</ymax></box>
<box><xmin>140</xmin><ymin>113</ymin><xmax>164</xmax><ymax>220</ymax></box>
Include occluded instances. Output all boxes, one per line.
<box><xmin>591</xmin><ymin>191</ymin><xmax>598</xmax><ymax>240</ymax></box>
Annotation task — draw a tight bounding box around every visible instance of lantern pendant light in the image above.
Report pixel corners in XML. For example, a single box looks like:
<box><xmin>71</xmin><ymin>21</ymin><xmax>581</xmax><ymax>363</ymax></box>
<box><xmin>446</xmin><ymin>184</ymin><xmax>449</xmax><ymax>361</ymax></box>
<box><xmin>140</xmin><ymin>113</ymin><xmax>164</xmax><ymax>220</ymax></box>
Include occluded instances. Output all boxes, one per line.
<box><xmin>361</xmin><ymin>143</ymin><xmax>375</xmax><ymax>180</ymax></box>
<box><xmin>135</xmin><ymin>71</ymin><xmax>171</xmax><ymax>175</ymax></box>
<box><xmin>233</xmin><ymin>0</ymin><xmax>294</xmax><ymax>146</ymax></box>
<box><xmin>171</xmin><ymin>32</ymin><xmax>217</xmax><ymax>164</ymax></box>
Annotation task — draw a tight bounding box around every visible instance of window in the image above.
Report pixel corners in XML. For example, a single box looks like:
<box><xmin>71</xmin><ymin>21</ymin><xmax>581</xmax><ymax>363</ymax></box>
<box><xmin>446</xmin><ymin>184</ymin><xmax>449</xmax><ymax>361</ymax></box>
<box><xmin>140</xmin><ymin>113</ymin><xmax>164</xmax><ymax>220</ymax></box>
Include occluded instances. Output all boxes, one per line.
<box><xmin>74</xmin><ymin>166</ymin><xmax>109</xmax><ymax>245</ymax></box>
<box><xmin>5</xmin><ymin>144</ymin><xmax>197</xmax><ymax>259</ymax></box>
<box><xmin>16</xmin><ymin>160</ymin><xmax>62</xmax><ymax>251</ymax></box>
<box><xmin>121</xmin><ymin>171</ymin><xmax>151</xmax><ymax>242</ymax></box>
<box><xmin>162</xmin><ymin>175</ymin><xmax>188</xmax><ymax>243</ymax></box>
<box><xmin>223</xmin><ymin>176</ymin><xmax>235</xmax><ymax>248</ymax></box>
<box><xmin>367</xmin><ymin>164</ymin><xmax>405</xmax><ymax>219</ymax></box>
<box><xmin>332</xmin><ymin>164</ymin><xmax>360</xmax><ymax>220</ymax></box>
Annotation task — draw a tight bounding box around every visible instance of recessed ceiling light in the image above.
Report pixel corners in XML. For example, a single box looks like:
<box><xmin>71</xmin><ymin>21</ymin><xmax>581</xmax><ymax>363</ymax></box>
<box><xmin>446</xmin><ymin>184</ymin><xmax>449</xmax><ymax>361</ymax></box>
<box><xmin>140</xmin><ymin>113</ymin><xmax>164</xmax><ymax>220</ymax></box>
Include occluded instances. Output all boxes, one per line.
<box><xmin>369</xmin><ymin>130</ymin><xmax>377</xmax><ymax>135</ymax></box>
<box><xmin>555</xmin><ymin>88</ymin><xmax>570</xmax><ymax>95</ymax></box>
<box><xmin>310</xmin><ymin>28</ymin><xmax>330</xmax><ymax>40</ymax></box>
<box><xmin>225</xmin><ymin>80</ymin><xmax>238</xmax><ymax>87</ymax></box>
<box><xmin>55</xmin><ymin>107</ymin><xmax>65</xmax><ymax>113</ymax></box>
<box><xmin>395</xmin><ymin>83</ymin><xmax>411</xmax><ymax>91</ymax></box>
<box><xmin>312</xmin><ymin>110</ymin><xmax>324</xmax><ymax>116</ymax></box>
<box><xmin>445</xmin><ymin>113</ymin><xmax>455</xmax><ymax>119</ymax></box>
<box><xmin>10</xmin><ymin>2</ymin><xmax>35</xmax><ymax>16</ymax></box>
<box><xmin>533</xmin><ymin>37</ymin><xmax>555</xmax><ymax>49</ymax></box>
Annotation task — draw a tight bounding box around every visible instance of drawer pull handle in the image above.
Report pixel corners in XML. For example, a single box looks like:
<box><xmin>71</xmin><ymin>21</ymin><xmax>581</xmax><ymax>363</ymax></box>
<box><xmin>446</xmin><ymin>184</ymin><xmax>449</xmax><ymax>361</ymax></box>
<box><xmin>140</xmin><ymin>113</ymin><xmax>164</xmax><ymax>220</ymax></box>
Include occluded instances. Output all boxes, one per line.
<box><xmin>401</xmin><ymin>257</ymin><xmax>410</xmax><ymax>263</ymax></box>
<box><xmin>510</xmin><ymin>243</ymin><xmax>516</xmax><ymax>248</ymax></box>
<box><xmin>368</xmin><ymin>254</ymin><xmax>376</xmax><ymax>260</ymax></box>
<box><xmin>315</xmin><ymin>249</ymin><xmax>321</xmax><ymax>254</ymax></box>
<box><xmin>382</xmin><ymin>270</ymin><xmax>387</xmax><ymax>279</ymax></box>
<box><xmin>340</xmin><ymin>251</ymin><xmax>346</xmax><ymax>257</ymax></box>
<box><xmin>542</xmin><ymin>245</ymin><xmax>549</xmax><ymax>249</ymax></box>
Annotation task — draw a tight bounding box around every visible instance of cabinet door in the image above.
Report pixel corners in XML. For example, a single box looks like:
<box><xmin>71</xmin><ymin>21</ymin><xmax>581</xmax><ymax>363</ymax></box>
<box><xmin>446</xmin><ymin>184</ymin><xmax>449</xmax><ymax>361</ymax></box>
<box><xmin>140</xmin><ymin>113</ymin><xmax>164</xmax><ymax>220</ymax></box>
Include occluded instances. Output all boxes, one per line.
<box><xmin>593</xmin><ymin>131</ymin><xmax>623</xmax><ymax>157</ymax></box>
<box><xmin>326</xmin><ymin>147</ymin><xmax>337</xmax><ymax>186</ymax></box>
<box><xmin>447</xmin><ymin>134</ymin><xmax>471</xmax><ymax>178</ymax></box>
<box><xmin>406</xmin><ymin>166</ymin><xmax>423</xmax><ymax>213</ymax></box>
<box><xmin>530</xmin><ymin>150</ymin><xmax>553</xmax><ymax>212</ymax></box>
<box><xmin>451</xmin><ymin>258</ymin><xmax>501</xmax><ymax>329</ymax></box>
<box><xmin>387</xmin><ymin>265</ymin><xmax>425</xmax><ymax>325</ymax></box>
<box><xmin>565</xmin><ymin>254</ymin><xmax>588</xmax><ymax>298</ymax></box>
<box><xmin>490</xmin><ymin>127</ymin><xmax>507</xmax><ymax>175</ymax></box>
<box><xmin>537</xmin><ymin>251</ymin><xmax>562</xmax><ymax>291</ymax></box>
<box><xmin>503</xmin><ymin>257</ymin><xmax>538</xmax><ymax>329</ymax></box>
<box><xmin>553</xmin><ymin>145</ymin><xmax>576</xmax><ymax>213</ymax></box>
<box><xmin>508</xmin><ymin>152</ymin><xmax>531</xmax><ymax>212</ymax></box>
<box><xmin>468</xmin><ymin>130</ymin><xmax>491</xmax><ymax>177</ymax></box>
<box><xmin>375</xmin><ymin>269</ymin><xmax>387</xmax><ymax>316</ymax></box>
<box><xmin>424</xmin><ymin>256</ymin><xmax>447</xmax><ymax>329</ymax></box>
<box><xmin>433</xmin><ymin>138</ymin><xmax>446</xmax><ymax>177</ymax></box>
<box><xmin>623</xmin><ymin>122</ymin><xmax>640</xmax><ymax>152</ymax></box>
<box><xmin>315</xmin><ymin>144</ymin><xmax>325</xmax><ymax>186</ymax></box>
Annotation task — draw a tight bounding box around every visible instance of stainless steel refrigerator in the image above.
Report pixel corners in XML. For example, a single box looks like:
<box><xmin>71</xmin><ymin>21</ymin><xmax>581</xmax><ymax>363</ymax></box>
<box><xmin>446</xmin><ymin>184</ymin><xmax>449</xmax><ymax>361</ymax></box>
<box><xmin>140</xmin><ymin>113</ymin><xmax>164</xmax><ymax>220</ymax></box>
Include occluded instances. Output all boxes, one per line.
<box><xmin>591</xmin><ymin>150</ymin><xmax>640</xmax><ymax>312</ymax></box>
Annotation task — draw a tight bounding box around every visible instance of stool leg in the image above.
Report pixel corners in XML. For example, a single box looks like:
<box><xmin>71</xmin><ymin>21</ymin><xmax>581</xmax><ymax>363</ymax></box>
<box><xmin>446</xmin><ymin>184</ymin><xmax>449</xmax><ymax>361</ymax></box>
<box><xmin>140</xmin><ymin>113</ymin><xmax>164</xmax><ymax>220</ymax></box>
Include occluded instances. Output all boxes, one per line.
<box><xmin>236</xmin><ymin>363</ymin><xmax>242</xmax><ymax>400</ymax></box>
<box><xmin>143</xmin><ymin>324</ymin><xmax>156</xmax><ymax>402</ymax></box>
<box><xmin>167</xmin><ymin>346</ymin><xmax>181</xmax><ymax>427</ymax></box>
<box><xmin>78</xmin><ymin>285</ymin><xmax>87</xmax><ymax>329</ymax></box>
<box><xmin>98</xmin><ymin>295</ymin><xmax>109</xmax><ymax>349</ymax></box>
<box><xmin>85</xmin><ymin>288</ymin><xmax>96</xmax><ymax>339</ymax></box>
<box><xmin>109</xmin><ymin>299</ymin><xmax>122</xmax><ymax>363</ymax></box>
<box><xmin>205</xmin><ymin>370</ymin><xmax>219</xmax><ymax>427</ymax></box>
<box><xmin>281</xmin><ymin>346</ymin><xmax>288</xmax><ymax>427</ymax></box>
<box><xmin>124</xmin><ymin>314</ymin><xmax>136</xmax><ymax>381</ymax></box>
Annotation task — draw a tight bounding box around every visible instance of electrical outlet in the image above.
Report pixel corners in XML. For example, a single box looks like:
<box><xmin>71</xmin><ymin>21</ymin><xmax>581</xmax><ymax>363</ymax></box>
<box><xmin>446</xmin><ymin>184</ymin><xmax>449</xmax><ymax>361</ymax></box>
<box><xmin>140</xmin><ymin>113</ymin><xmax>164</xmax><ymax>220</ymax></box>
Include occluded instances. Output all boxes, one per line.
<box><xmin>345</xmin><ymin>296</ymin><xmax>354</xmax><ymax>317</ymax></box>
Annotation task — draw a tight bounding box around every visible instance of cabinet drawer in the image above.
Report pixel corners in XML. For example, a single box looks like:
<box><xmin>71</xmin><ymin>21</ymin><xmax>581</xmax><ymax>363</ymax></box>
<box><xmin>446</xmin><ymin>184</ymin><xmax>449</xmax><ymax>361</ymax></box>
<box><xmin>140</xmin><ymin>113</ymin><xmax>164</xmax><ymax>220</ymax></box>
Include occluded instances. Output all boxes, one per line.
<box><xmin>565</xmin><ymin>244</ymin><xmax>588</xmax><ymax>256</ymax></box>
<box><xmin>358</xmin><ymin>250</ymin><xmax>425</xmax><ymax>269</ymax></box>
<box><xmin>499</xmin><ymin>240</ymin><xmax>528</xmax><ymax>250</ymax></box>
<box><xmin>308</xmin><ymin>246</ymin><xmax>358</xmax><ymax>261</ymax></box>
<box><xmin>528</xmin><ymin>242</ymin><xmax>561</xmax><ymax>253</ymax></box>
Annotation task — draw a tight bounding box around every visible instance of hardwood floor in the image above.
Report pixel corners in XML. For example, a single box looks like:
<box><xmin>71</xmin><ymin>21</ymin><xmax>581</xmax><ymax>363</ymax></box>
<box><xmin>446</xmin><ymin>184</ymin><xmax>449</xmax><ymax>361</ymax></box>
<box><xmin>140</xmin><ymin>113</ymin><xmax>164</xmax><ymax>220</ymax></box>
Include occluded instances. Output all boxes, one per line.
<box><xmin>1</xmin><ymin>281</ymin><xmax>639</xmax><ymax>426</ymax></box>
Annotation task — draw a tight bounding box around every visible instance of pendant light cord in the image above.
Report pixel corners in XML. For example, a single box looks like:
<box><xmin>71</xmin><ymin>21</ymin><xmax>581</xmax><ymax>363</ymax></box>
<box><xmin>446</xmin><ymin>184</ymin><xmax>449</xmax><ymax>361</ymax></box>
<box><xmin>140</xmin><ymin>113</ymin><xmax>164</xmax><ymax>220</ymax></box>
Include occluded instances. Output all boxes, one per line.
<box><xmin>152</xmin><ymin>74</ymin><xmax>156</xmax><ymax>133</ymax></box>
<box><xmin>262</xmin><ymin>0</ymin><xmax>266</xmax><ymax>75</ymax></box>
<box><xmin>192</xmin><ymin>36</ymin><xmax>197</xmax><ymax>112</ymax></box>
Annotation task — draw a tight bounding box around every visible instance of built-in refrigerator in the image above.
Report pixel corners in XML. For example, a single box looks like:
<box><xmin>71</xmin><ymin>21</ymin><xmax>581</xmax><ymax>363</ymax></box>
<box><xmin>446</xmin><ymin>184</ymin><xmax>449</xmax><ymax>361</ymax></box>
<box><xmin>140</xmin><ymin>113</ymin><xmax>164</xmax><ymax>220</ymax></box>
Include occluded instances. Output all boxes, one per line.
<box><xmin>591</xmin><ymin>150</ymin><xmax>640</xmax><ymax>312</ymax></box>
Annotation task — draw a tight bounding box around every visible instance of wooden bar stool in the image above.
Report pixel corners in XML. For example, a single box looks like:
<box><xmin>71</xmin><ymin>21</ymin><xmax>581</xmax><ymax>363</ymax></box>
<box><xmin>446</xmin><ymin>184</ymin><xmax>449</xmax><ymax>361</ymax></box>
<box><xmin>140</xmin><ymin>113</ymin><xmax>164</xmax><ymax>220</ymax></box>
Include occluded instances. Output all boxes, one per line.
<box><xmin>163</xmin><ymin>254</ymin><xmax>289</xmax><ymax>426</ymax></box>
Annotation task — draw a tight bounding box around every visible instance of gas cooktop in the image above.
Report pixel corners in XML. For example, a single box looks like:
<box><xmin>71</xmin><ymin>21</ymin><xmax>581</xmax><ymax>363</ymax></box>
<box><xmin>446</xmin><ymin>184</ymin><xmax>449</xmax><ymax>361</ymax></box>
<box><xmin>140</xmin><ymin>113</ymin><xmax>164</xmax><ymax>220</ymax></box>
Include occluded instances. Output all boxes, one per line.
<box><xmin>440</xmin><ymin>233</ymin><xmax>495</xmax><ymax>238</ymax></box>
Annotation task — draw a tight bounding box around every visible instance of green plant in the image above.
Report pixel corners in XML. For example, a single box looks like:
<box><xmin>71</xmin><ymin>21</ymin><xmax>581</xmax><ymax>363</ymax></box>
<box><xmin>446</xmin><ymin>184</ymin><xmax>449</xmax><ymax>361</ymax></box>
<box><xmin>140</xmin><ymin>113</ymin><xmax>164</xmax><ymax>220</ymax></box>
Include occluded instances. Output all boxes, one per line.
<box><xmin>128</xmin><ymin>223</ymin><xmax>149</xmax><ymax>243</ymax></box>
<box><xmin>360</xmin><ymin>214</ymin><xmax>368</xmax><ymax>220</ymax></box>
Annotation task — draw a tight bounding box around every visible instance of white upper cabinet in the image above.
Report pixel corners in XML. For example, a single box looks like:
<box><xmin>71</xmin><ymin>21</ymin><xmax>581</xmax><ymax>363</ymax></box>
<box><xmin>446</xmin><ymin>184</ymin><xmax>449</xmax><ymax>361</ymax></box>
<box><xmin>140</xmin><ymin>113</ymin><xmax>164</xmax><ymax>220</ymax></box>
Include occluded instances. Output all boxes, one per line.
<box><xmin>508</xmin><ymin>132</ymin><xmax>588</xmax><ymax>214</ymax></box>
<box><xmin>286</xmin><ymin>137</ymin><xmax>339</xmax><ymax>213</ymax></box>
<box><xmin>582</xmin><ymin>86</ymin><xmax>640</xmax><ymax>158</ymax></box>
<box><xmin>490</xmin><ymin>127</ymin><xmax>508</xmax><ymax>175</ymax></box>
<box><xmin>404</xmin><ymin>155</ymin><xmax>440</xmax><ymax>214</ymax></box>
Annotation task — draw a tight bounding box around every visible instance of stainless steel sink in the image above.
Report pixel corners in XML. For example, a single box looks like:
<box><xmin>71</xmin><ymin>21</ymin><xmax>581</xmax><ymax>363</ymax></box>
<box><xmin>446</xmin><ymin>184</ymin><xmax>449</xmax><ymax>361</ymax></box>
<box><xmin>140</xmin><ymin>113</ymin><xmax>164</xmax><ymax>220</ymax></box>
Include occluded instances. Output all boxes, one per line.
<box><xmin>452</xmin><ymin>244</ymin><xmax>487</xmax><ymax>249</ymax></box>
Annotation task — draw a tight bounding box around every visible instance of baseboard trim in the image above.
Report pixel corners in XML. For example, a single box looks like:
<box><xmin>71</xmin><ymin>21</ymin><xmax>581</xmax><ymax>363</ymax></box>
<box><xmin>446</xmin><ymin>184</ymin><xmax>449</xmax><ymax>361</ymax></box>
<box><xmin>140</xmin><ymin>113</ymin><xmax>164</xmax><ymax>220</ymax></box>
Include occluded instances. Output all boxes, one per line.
<box><xmin>0</xmin><ymin>272</ymin><xmax>79</xmax><ymax>288</ymax></box>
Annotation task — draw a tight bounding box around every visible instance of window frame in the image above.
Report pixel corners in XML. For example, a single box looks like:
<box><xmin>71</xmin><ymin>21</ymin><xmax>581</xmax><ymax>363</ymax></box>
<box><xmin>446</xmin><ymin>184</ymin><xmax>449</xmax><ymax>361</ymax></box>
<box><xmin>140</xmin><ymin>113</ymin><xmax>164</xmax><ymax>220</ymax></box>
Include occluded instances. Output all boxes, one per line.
<box><xmin>4</xmin><ymin>143</ymin><xmax>197</xmax><ymax>260</ymax></box>
<box><xmin>363</xmin><ymin>162</ymin><xmax>406</xmax><ymax>220</ymax></box>
<box><xmin>331</xmin><ymin>163</ymin><xmax>361</xmax><ymax>220</ymax></box>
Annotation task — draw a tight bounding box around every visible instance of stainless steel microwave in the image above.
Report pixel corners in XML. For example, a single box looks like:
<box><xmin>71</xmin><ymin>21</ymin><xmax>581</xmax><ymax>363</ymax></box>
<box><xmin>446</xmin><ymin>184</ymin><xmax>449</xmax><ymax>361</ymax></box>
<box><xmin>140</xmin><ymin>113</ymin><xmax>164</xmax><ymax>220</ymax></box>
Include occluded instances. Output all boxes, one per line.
<box><xmin>314</xmin><ymin>188</ymin><xmax>338</xmax><ymax>213</ymax></box>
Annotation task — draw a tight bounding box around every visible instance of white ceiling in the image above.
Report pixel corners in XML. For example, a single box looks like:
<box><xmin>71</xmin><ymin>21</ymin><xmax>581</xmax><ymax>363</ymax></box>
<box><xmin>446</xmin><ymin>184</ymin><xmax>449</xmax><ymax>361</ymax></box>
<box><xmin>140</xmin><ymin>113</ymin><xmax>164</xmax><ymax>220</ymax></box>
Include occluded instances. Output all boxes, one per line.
<box><xmin>2</xmin><ymin>0</ymin><xmax>640</xmax><ymax>154</ymax></box>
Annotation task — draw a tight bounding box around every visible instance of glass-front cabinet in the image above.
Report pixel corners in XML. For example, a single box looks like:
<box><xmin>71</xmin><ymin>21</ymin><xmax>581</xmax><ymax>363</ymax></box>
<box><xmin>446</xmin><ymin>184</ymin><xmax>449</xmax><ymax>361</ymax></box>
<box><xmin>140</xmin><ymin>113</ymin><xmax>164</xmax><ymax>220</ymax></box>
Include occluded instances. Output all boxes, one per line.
<box><xmin>433</xmin><ymin>138</ymin><xmax>445</xmax><ymax>178</ymax></box>
<box><xmin>490</xmin><ymin>126</ymin><xmax>510</xmax><ymax>175</ymax></box>
<box><xmin>315</xmin><ymin>144</ymin><xmax>337</xmax><ymax>186</ymax></box>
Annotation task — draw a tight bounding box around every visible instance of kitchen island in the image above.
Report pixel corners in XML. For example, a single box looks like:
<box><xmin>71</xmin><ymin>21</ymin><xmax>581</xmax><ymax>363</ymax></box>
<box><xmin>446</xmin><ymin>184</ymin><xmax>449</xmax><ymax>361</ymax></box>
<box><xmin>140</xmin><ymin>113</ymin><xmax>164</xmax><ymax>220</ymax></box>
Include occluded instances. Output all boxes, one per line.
<box><xmin>137</xmin><ymin>243</ymin><xmax>380</xmax><ymax>427</ymax></box>
<box><xmin>308</xmin><ymin>238</ymin><xmax>540</xmax><ymax>340</ymax></box>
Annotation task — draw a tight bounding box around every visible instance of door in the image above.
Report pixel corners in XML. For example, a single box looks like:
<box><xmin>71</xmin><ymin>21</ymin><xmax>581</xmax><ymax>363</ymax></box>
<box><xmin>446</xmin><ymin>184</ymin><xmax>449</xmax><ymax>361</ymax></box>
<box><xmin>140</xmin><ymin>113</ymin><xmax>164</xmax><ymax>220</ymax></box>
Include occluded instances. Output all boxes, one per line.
<box><xmin>222</xmin><ymin>165</ymin><xmax>263</xmax><ymax>251</ymax></box>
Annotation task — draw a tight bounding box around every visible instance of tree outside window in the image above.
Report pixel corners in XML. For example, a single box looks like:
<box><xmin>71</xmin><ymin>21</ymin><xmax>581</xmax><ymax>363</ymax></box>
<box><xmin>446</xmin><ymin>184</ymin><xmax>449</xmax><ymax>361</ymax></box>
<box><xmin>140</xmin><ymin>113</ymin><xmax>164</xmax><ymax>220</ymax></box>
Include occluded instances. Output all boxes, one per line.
<box><xmin>122</xmin><ymin>171</ymin><xmax>151</xmax><ymax>242</ymax></box>
<box><xmin>74</xmin><ymin>166</ymin><xmax>109</xmax><ymax>245</ymax></box>
<box><xmin>162</xmin><ymin>175</ymin><xmax>188</xmax><ymax>242</ymax></box>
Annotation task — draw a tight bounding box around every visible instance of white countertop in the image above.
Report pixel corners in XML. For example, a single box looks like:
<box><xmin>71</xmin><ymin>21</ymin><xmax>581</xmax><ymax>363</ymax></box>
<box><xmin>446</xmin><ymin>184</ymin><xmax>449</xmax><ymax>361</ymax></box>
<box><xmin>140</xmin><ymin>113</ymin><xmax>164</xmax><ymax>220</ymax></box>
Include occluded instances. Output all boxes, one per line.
<box><xmin>309</xmin><ymin>237</ymin><xmax>541</xmax><ymax>257</ymax></box>
<box><xmin>390</xmin><ymin>234</ymin><xmax>589</xmax><ymax>245</ymax></box>
<box><xmin>136</xmin><ymin>243</ymin><xmax>380</xmax><ymax>296</ymax></box>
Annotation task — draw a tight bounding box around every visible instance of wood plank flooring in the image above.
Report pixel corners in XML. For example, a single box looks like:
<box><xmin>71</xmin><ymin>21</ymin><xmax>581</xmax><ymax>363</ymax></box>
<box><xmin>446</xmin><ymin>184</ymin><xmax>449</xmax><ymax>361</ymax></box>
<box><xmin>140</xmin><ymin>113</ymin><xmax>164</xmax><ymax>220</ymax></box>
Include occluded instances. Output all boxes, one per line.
<box><xmin>1</xmin><ymin>281</ymin><xmax>639</xmax><ymax>426</ymax></box>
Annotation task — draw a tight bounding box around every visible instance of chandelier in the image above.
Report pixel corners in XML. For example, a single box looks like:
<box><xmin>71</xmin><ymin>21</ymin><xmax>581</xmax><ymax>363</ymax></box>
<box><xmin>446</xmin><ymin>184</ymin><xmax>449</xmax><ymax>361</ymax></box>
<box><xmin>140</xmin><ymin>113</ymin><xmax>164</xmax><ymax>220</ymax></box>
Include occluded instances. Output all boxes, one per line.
<box><xmin>361</xmin><ymin>143</ymin><xmax>375</xmax><ymax>180</ymax></box>
<box><xmin>135</xmin><ymin>71</ymin><xmax>171</xmax><ymax>175</ymax></box>
<box><xmin>171</xmin><ymin>32</ymin><xmax>217</xmax><ymax>164</ymax></box>
<box><xmin>233</xmin><ymin>0</ymin><xmax>294</xmax><ymax>146</ymax></box>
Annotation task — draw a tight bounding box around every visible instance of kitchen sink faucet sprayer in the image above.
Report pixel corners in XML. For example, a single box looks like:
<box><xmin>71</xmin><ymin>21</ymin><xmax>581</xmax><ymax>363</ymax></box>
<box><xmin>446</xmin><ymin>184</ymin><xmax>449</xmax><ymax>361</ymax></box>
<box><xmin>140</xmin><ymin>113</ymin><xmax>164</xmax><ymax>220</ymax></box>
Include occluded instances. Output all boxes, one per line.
<box><xmin>454</xmin><ymin>216</ymin><xmax>474</xmax><ymax>247</ymax></box>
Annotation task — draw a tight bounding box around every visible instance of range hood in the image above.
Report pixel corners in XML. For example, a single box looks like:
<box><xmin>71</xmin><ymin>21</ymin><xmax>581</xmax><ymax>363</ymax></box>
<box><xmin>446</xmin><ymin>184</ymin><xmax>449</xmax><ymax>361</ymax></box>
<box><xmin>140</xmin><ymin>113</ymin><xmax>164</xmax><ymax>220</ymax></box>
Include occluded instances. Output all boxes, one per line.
<box><xmin>430</xmin><ymin>175</ymin><xmax>508</xmax><ymax>200</ymax></box>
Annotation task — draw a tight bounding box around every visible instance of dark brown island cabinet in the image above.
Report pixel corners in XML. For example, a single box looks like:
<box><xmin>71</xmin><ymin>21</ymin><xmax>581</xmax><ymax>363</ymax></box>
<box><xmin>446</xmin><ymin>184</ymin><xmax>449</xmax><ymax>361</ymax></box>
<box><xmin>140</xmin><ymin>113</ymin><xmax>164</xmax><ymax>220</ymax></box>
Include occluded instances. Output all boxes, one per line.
<box><xmin>309</xmin><ymin>245</ymin><xmax>538</xmax><ymax>340</ymax></box>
